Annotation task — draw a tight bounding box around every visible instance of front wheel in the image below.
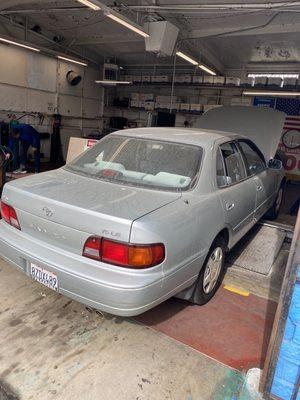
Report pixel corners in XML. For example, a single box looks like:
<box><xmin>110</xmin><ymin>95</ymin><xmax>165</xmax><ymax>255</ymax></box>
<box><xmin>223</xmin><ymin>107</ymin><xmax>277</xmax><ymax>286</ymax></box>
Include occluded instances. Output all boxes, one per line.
<box><xmin>190</xmin><ymin>237</ymin><xmax>226</xmax><ymax>305</ymax></box>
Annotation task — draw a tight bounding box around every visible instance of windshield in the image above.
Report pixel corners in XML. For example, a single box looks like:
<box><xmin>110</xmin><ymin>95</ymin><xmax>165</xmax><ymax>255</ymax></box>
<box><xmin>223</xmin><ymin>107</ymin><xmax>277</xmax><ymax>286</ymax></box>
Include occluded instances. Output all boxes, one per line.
<box><xmin>66</xmin><ymin>135</ymin><xmax>202</xmax><ymax>191</ymax></box>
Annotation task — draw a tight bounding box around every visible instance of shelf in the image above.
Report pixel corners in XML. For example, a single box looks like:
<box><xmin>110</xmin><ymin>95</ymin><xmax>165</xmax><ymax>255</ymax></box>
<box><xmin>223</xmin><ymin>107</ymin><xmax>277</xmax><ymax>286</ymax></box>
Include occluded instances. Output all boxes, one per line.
<box><xmin>125</xmin><ymin>82</ymin><xmax>300</xmax><ymax>92</ymax></box>
<box><xmin>105</xmin><ymin>106</ymin><xmax>204</xmax><ymax>115</ymax></box>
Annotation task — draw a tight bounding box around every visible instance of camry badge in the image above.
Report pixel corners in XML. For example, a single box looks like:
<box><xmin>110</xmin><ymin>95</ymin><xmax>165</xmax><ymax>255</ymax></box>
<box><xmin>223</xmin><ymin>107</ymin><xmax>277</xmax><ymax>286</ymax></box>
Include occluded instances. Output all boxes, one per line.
<box><xmin>42</xmin><ymin>206</ymin><xmax>54</xmax><ymax>218</ymax></box>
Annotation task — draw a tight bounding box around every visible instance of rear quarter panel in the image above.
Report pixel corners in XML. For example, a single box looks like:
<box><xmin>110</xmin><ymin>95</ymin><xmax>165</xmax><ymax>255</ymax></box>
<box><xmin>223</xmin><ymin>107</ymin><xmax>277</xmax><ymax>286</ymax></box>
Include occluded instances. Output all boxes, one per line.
<box><xmin>130</xmin><ymin>191</ymin><xmax>227</xmax><ymax>295</ymax></box>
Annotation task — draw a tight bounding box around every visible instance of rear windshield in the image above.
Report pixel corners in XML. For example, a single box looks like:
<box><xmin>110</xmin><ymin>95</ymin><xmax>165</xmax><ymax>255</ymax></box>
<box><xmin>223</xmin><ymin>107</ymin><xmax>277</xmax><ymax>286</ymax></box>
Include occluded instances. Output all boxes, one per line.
<box><xmin>65</xmin><ymin>135</ymin><xmax>202</xmax><ymax>191</ymax></box>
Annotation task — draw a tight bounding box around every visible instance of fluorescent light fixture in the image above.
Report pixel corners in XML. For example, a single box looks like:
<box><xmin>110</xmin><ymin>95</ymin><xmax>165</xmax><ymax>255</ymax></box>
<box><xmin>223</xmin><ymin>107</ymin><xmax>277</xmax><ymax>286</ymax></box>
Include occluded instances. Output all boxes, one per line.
<box><xmin>176</xmin><ymin>52</ymin><xmax>216</xmax><ymax>75</ymax></box>
<box><xmin>198</xmin><ymin>64</ymin><xmax>216</xmax><ymax>76</ymax></box>
<box><xmin>176</xmin><ymin>51</ymin><xmax>198</xmax><ymax>66</ymax></box>
<box><xmin>0</xmin><ymin>37</ymin><xmax>40</xmax><ymax>52</ymax></box>
<box><xmin>58</xmin><ymin>55</ymin><xmax>88</xmax><ymax>66</ymax></box>
<box><xmin>107</xmin><ymin>14</ymin><xmax>149</xmax><ymax>38</ymax></box>
<box><xmin>247</xmin><ymin>73</ymin><xmax>299</xmax><ymax>79</ymax></box>
<box><xmin>77</xmin><ymin>0</ymin><xmax>101</xmax><ymax>10</ymax></box>
<box><xmin>95</xmin><ymin>80</ymin><xmax>132</xmax><ymax>85</ymax></box>
<box><xmin>243</xmin><ymin>90</ymin><xmax>300</xmax><ymax>97</ymax></box>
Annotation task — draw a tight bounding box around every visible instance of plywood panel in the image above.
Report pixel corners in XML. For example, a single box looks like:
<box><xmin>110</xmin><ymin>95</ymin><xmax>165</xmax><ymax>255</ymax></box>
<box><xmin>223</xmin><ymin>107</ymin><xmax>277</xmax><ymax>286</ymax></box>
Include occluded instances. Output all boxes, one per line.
<box><xmin>0</xmin><ymin>46</ymin><xmax>27</xmax><ymax>87</ymax></box>
<box><xmin>27</xmin><ymin>53</ymin><xmax>57</xmax><ymax>92</ymax></box>
<box><xmin>58</xmin><ymin>61</ymin><xmax>84</xmax><ymax>96</ymax></box>
<box><xmin>58</xmin><ymin>94</ymin><xmax>82</xmax><ymax>117</ymax></box>
<box><xmin>27</xmin><ymin>89</ymin><xmax>56</xmax><ymax>113</ymax></box>
<box><xmin>0</xmin><ymin>84</ymin><xmax>27</xmax><ymax>111</ymax></box>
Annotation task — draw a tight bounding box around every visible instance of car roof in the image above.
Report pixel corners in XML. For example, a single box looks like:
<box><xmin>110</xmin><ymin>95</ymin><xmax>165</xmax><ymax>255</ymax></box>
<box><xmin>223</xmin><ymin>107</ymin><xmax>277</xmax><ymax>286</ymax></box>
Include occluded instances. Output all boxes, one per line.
<box><xmin>112</xmin><ymin>127</ymin><xmax>241</xmax><ymax>147</ymax></box>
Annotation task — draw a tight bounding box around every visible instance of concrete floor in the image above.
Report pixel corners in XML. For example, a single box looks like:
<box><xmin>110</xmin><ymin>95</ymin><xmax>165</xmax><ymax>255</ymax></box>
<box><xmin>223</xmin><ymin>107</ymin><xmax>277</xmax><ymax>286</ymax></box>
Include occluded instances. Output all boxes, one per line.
<box><xmin>0</xmin><ymin>258</ymin><xmax>242</xmax><ymax>400</ymax></box>
<box><xmin>0</xmin><ymin>183</ymin><xmax>296</xmax><ymax>400</ymax></box>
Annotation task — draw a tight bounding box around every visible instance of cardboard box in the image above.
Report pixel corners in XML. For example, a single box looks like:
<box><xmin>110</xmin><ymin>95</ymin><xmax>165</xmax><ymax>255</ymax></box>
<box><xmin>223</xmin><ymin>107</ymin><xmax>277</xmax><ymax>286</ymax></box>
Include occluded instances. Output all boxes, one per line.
<box><xmin>140</xmin><ymin>93</ymin><xmax>154</xmax><ymax>101</ymax></box>
<box><xmin>267</xmin><ymin>77</ymin><xmax>282</xmax><ymax>87</ymax></box>
<box><xmin>180</xmin><ymin>103</ymin><xmax>190</xmax><ymax>111</ymax></box>
<box><xmin>214</xmin><ymin>76</ymin><xmax>225</xmax><ymax>85</ymax></box>
<box><xmin>284</xmin><ymin>77</ymin><xmax>297</xmax><ymax>87</ymax></box>
<box><xmin>240</xmin><ymin>77</ymin><xmax>254</xmax><ymax>87</ymax></box>
<box><xmin>254</xmin><ymin>77</ymin><xmax>267</xmax><ymax>86</ymax></box>
<box><xmin>155</xmin><ymin>102</ymin><xmax>170</xmax><ymax>109</ymax></box>
<box><xmin>151</xmin><ymin>75</ymin><xmax>169</xmax><ymax>83</ymax></box>
<box><xmin>175</xmin><ymin>75</ymin><xmax>192</xmax><ymax>83</ymax></box>
<box><xmin>190</xmin><ymin>104</ymin><xmax>203</xmax><ymax>112</ymax></box>
<box><xmin>132</xmin><ymin>75</ymin><xmax>142</xmax><ymax>82</ymax></box>
<box><xmin>144</xmin><ymin>101</ymin><xmax>155</xmax><ymax>110</ymax></box>
<box><xmin>202</xmin><ymin>76</ymin><xmax>214</xmax><ymax>84</ymax></box>
<box><xmin>142</xmin><ymin>75</ymin><xmax>151</xmax><ymax>82</ymax></box>
<box><xmin>225</xmin><ymin>77</ymin><xmax>241</xmax><ymax>86</ymax></box>
<box><xmin>130</xmin><ymin>100</ymin><xmax>139</xmax><ymax>108</ymax></box>
<box><xmin>131</xmin><ymin>93</ymin><xmax>140</xmax><ymax>101</ymax></box>
<box><xmin>231</xmin><ymin>97</ymin><xmax>252</xmax><ymax>106</ymax></box>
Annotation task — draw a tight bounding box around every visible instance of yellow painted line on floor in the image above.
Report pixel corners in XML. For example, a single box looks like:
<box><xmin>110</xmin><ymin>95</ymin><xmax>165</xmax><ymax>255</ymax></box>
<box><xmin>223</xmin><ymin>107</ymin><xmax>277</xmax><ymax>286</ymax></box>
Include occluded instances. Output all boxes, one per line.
<box><xmin>223</xmin><ymin>285</ymin><xmax>250</xmax><ymax>297</ymax></box>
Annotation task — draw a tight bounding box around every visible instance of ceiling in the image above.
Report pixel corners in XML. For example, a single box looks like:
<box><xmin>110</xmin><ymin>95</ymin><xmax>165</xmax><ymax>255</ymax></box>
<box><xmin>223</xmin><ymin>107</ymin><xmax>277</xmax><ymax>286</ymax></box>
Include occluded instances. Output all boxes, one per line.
<box><xmin>0</xmin><ymin>0</ymin><xmax>300</xmax><ymax>74</ymax></box>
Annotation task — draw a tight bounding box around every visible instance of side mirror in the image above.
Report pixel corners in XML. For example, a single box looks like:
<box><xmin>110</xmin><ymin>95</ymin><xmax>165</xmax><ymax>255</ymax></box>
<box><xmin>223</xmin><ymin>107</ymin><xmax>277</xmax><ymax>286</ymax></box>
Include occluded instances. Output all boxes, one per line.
<box><xmin>268</xmin><ymin>159</ymin><xmax>283</xmax><ymax>170</ymax></box>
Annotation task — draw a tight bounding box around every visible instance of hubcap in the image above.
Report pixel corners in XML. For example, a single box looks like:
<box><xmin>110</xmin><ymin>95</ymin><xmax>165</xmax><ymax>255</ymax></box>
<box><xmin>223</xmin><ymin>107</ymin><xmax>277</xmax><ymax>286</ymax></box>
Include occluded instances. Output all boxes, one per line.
<box><xmin>275</xmin><ymin>188</ymin><xmax>283</xmax><ymax>213</ymax></box>
<box><xmin>203</xmin><ymin>247</ymin><xmax>223</xmax><ymax>294</ymax></box>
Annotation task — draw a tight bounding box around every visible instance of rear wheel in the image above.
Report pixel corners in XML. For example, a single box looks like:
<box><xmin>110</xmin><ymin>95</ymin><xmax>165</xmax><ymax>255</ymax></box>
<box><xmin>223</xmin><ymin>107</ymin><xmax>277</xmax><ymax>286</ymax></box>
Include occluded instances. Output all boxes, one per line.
<box><xmin>190</xmin><ymin>237</ymin><xmax>226</xmax><ymax>305</ymax></box>
<box><xmin>266</xmin><ymin>183</ymin><xmax>284</xmax><ymax>219</ymax></box>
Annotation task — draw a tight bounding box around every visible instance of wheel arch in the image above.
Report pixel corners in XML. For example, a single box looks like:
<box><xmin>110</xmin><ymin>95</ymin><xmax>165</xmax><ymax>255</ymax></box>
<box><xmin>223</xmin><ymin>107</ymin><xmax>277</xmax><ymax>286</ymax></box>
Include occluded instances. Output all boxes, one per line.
<box><xmin>214</xmin><ymin>227</ymin><xmax>230</xmax><ymax>252</ymax></box>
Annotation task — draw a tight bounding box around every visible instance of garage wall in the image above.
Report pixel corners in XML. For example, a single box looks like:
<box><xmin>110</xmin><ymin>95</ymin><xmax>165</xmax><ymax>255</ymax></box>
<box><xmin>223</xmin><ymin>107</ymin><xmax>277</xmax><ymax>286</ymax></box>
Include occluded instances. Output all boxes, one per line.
<box><xmin>104</xmin><ymin>82</ymin><xmax>251</xmax><ymax>129</ymax></box>
<box><xmin>0</xmin><ymin>45</ymin><xmax>104</xmax><ymax>159</ymax></box>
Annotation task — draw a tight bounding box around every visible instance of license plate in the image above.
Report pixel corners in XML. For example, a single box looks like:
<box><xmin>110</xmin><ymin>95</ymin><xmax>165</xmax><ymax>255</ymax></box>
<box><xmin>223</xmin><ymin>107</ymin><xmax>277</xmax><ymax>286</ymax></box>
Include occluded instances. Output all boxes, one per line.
<box><xmin>30</xmin><ymin>263</ymin><xmax>58</xmax><ymax>292</ymax></box>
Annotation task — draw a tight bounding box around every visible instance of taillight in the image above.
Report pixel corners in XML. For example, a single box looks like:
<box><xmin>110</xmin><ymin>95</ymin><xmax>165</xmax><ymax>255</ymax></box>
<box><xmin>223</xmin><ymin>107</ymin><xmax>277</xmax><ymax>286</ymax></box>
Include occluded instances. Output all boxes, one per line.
<box><xmin>0</xmin><ymin>201</ymin><xmax>21</xmax><ymax>230</ymax></box>
<box><xmin>83</xmin><ymin>236</ymin><xmax>165</xmax><ymax>269</ymax></box>
<box><xmin>82</xmin><ymin>236</ymin><xmax>101</xmax><ymax>260</ymax></box>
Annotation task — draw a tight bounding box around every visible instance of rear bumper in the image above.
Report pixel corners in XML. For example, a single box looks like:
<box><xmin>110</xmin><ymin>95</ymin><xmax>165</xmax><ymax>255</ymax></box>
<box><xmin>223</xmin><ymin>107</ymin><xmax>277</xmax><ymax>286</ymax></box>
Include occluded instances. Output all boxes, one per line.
<box><xmin>0</xmin><ymin>221</ymin><xmax>166</xmax><ymax>316</ymax></box>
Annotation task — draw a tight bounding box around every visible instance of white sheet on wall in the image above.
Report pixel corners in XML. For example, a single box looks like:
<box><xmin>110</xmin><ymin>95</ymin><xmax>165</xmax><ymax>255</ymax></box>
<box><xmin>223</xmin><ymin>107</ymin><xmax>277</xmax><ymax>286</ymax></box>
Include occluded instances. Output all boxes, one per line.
<box><xmin>0</xmin><ymin>46</ymin><xmax>27</xmax><ymax>87</ymax></box>
<box><xmin>27</xmin><ymin>53</ymin><xmax>57</xmax><ymax>92</ymax></box>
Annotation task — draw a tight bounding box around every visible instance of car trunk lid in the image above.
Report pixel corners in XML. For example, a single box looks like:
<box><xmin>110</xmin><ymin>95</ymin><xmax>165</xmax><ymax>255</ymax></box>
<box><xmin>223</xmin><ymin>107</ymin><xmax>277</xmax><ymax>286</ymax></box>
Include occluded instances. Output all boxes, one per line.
<box><xmin>197</xmin><ymin>106</ymin><xmax>286</xmax><ymax>160</ymax></box>
<box><xmin>2</xmin><ymin>169</ymin><xmax>181</xmax><ymax>253</ymax></box>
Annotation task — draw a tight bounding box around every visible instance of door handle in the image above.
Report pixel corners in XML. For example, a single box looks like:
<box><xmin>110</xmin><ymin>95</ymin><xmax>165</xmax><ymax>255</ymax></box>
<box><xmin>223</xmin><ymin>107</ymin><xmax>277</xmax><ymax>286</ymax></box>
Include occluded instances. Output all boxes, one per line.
<box><xmin>226</xmin><ymin>203</ymin><xmax>235</xmax><ymax>211</ymax></box>
<box><xmin>256</xmin><ymin>185</ymin><xmax>263</xmax><ymax>191</ymax></box>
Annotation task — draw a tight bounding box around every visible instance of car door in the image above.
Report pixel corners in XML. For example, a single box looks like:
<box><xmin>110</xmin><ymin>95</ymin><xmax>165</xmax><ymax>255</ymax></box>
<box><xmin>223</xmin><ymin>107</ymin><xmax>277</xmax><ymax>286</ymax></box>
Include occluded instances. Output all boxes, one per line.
<box><xmin>237</xmin><ymin>139</ymin><xmax>275</xmax><ymax>220</ymax></box>
<box><xmin>216</xmin><ymin>142</ymin><xmax>257</xmax><ymax>245</ymax></box>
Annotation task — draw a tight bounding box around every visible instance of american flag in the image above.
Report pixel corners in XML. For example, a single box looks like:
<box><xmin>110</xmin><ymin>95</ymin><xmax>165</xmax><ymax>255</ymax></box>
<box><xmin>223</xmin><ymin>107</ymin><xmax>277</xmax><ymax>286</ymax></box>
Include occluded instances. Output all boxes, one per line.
<box><xmin>275</xmin><ymin>98</ymin><xmax>300</xmax><ymax>116</ymax></box>
<box><xmin>275</xmin><ymin>98</ymin><xmax>300</xmax><ymax>132</ymax></box>
<box><xmin>283</xmin><ymin>115</ymin><xmax>300</xmax><ymax>131</ymax></box>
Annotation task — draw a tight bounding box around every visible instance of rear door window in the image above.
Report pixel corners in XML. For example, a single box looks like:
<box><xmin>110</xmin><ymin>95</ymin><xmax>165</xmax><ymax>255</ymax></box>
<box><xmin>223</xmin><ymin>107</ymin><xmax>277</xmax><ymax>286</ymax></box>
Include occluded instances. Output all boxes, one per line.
<box><xmin>219</xmin><ymin>142</ymin><xmax>246</xmax><ymax>185</ymax></box>
<box><xmin>238</xmin><ymin>140</ymin><xmax>266</xmax><ymax>176</ymax></box>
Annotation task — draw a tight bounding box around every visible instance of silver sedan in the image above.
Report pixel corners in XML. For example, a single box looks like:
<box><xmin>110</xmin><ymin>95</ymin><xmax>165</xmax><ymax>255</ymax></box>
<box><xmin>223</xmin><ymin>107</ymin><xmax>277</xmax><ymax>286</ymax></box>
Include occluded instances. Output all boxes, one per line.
<box><xmin>0</xmin><ymin>125</ymin><xmax>285</xmax><ymax>316</ymax></box>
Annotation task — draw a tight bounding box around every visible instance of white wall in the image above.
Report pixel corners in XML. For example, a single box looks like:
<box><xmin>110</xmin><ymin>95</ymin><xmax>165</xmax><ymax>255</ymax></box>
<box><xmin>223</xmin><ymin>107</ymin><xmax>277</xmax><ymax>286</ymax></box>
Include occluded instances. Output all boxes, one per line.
<box><xmin>0</xmin><ymin>45</ymin><xmax>104</xmax><ymax>159</ymax></box>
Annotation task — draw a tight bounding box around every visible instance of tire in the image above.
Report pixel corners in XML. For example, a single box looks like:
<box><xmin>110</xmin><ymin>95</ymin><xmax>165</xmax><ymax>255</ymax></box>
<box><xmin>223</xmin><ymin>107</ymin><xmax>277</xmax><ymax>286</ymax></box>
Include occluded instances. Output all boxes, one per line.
<box><xmin>190</xmin><ymin>237</ymin><xmax>227</xmax><ymax>305</ymax></box>
<box><xmin>266</xmin><ymin>183</ymin><xmax>284</xmax><ymax>220</ymax></box>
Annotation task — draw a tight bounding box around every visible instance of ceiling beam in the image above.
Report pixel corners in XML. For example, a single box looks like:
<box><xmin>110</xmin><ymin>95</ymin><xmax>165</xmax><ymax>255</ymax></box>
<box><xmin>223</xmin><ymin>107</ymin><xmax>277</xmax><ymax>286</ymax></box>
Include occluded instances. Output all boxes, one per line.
<box><xmin>184</xmin><ymin>13</ymin><xmax>300</xmax><ymax>39</ymax></box>
<box><xmin>0</xmin><ymin>7</ymin><xmax>86</xmax><ymax>15</ymax></box>
<box><xmin>73</xmin><ymin>35</ymin><xmax>141</xmax><ymax>45</ymax></box>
